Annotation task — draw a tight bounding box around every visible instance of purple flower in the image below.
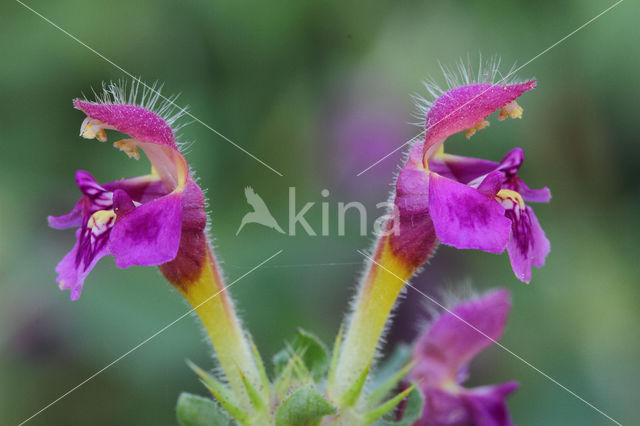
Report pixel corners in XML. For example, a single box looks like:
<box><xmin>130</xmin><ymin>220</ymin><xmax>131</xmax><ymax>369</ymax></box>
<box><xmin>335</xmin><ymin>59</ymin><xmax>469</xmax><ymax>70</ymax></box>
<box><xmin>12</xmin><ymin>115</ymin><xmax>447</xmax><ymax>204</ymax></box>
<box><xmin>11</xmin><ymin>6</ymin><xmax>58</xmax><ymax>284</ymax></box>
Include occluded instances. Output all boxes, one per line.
<box><xmin>391</xmin><ymin>79</ymin><xmax>550</xmax><ymax>282</ymax></box>
<box><xmin>409</xmin><ymin>290</ymin><xmax>518</xmax><ymax>426</ymax></box>
<box><xmin>49</xmin><ymin>86</ymin><xmax>207</xmax><ymax>300</ymax></box>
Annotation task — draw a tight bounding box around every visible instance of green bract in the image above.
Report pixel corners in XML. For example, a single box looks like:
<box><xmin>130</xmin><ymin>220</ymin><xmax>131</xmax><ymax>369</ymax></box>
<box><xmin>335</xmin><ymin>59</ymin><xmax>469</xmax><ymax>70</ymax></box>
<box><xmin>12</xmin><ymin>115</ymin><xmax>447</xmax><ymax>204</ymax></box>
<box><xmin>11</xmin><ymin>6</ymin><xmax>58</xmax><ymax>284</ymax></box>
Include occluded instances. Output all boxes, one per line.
<box><xmin>176</xmin><ymin>329</ymin><xmax>423</xmax><ymax>426</ymax></box>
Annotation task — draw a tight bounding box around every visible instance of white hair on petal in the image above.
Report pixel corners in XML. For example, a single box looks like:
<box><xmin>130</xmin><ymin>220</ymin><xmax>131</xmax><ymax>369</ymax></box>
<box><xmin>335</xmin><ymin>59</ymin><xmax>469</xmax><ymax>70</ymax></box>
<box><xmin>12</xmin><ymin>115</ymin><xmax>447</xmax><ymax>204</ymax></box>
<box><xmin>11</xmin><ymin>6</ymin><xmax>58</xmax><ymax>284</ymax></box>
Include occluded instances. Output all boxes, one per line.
<box><xmin>81</xmin><ymin>79</ymin><xmax>192</xmax><ymax>140</ymax></box>
<box><xmin>411</xmin><ymin>55</ymin><xmax>522</xmax><ymax>128</ymax></box>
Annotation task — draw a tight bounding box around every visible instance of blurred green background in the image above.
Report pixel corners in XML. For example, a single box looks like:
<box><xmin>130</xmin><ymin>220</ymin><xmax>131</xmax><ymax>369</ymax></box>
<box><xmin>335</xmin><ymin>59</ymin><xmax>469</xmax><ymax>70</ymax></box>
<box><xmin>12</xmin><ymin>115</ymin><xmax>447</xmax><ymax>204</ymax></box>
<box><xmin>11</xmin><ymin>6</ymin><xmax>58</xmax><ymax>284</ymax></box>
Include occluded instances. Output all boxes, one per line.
<box><xmin>1</xmin><ymin>0</ymin><xmax>638</xmax><ymax>424</ymax></box>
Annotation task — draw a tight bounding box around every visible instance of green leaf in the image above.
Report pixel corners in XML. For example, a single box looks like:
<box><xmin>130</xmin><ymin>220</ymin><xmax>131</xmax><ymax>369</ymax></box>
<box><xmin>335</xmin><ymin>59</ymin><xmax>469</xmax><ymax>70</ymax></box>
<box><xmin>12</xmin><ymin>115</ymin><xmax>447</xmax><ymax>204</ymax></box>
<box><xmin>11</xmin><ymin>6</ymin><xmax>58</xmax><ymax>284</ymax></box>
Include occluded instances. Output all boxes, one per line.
<box><xmin>273</xmin><ymin>329</ymin><xmax>330</xmax><ymax>382</ymax></box>
<box><xmin>273</xmin><ymin>357</ymin><xmax>294</xmax><ymax>400</ymax></box>
<box><xmin>369</xmin><ymin>344</ymin><xmax>412</xmax><ymax>392</ymax></box>
<box><xmin>176</xmin><ymin>392</ymin><xmax>232</xmax><ymax>426</ymax></box>
<box><xmin>366</xmin><ymin>361</ymin><xmax>414</xmax><ymax>406</ymax></box>
<box><xmin>339</xmin><ymin>363</ymin><xmax>371</xmax><ymax>408</ymax></box>
<box><xmin>362</xmin><ymin>385</ymin><xmax>413</xmax><ymax>425</ymax></box>
<box><xmin>275</xmin><ymin>386</ymin><xmax>336</xmax><ymax>426</ymax></box>
<box><xmin>187</xmin><ymin>360</ymin><xmax>234</xmax><ymax>404</ymax></box>
<box><xmin>290</xmin><ymin>350</ymin><xmax>313</xmax><ymax>384</ymax></box>
<box><xmin>201</xmin><ymin>382</ymin><xmax>251</xmax><ymax>426</ymax></box>
<box><xmin>186</xmin><ymin>360</ymin><xmax>249</xmax><ymax>424</ymax></box>
<box><xmin>249</xmin><ymin>336</ymin><xmax>272</xmax><ymax>401</ymax></box>
<box><xmin>240</xmin><ymin>369</ymin><xmax>267</xmax><ymax>412</ymax></box>
<box><xmin>378</xmin><ymin>384</ymin><xmax>424</xmax><ymax>426</ymax></box>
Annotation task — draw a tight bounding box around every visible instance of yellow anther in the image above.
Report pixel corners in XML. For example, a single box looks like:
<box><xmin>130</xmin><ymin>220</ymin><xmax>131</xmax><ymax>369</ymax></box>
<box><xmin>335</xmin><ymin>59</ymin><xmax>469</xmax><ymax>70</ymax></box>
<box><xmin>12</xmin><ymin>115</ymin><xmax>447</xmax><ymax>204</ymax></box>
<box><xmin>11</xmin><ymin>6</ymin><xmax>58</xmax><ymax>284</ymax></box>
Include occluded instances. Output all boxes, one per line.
<box><xmin>498</xmin><ymin>100</ymin><xmax>523</xmax><ymax>121</ymax></box>
<box><xmin>80</xmin><ymin>117</ymin><xmax>108</xmax><ymax>142</ymax></box>
<box><xmin>465</xmin><ymin>120</ymin><xmax>490</xmax><ymax>139</ymax></box>
<box><xmin>496</xmin><ymin>189</ymin><xmax>525</xmax><ymax>209</ymax></box>
<box><xmin>114</xmin><ymin>139</ymin><xmax>140</xmax><ymax>160</ymax></box>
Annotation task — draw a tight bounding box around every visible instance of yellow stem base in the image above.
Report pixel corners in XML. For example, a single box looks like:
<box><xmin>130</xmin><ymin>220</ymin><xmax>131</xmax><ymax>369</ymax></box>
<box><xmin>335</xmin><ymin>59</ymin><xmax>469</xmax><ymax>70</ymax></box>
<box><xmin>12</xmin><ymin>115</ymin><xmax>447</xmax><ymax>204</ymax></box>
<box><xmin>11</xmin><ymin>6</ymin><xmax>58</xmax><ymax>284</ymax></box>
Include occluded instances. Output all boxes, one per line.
<box><xmin>177</xmin><ymin>249</ymin><xmax>259</xmax><ymax>406</ymax></box>
<box><xmin>330</xmin><ymin>236</ymin><xmax>415</xmax><ymax>398</ymax></box>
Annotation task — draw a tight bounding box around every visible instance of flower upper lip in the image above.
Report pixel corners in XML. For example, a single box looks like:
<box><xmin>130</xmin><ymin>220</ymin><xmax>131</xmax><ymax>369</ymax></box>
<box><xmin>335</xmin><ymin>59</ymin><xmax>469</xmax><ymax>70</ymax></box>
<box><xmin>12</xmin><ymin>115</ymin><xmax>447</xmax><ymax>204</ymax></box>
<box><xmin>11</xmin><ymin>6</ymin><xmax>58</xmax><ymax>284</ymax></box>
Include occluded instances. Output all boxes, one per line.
<box><xmin>422</xmin><ymin>80</ymin><xmax>536</xmax><ymax>164</ymax></box>
<box><xmin>390</xmin><ymin>77</ymin><xmax>549</xmax><ymax>283</ymax></box>
<box><xmin>74</xmin><ymin>99</ymin><xmax>189</xmax><ymax>193</ymax></box>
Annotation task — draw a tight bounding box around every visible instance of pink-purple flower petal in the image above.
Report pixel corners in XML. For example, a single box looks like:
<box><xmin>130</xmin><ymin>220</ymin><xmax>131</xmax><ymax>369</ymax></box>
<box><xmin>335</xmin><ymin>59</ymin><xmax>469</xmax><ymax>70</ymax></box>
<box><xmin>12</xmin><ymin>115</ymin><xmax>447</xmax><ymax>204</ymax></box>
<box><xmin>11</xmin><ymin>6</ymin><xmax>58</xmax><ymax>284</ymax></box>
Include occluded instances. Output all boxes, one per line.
<box><xmin>423</xmin><ymin>80</ymin><xmax>536</xmax><ymax>154</ymax></box>
<box><xmin>410</xmin><ymin>290</ymin><xmax>516</xmax><ymax>426</ymax></box>
<box><xmin>463</xmin><ymin>382</ymin><xmax>519</xmax><ymax>426</ymax></box>
<box><xmin>103</xmin><ymin>175</ymin><xmax>169</xmax><ymax>204</ymax></box>
<box><xmin>413</xmin><ymin>289</ymin><xmax>511</xmax><ymax>380</ymax></box>
<box><xmin>505</xmin><ymin>205</ymin><xmax>550</xmax><ymax>282</ymax></box>
<box><xmin>390</xmin><ymin>142</ymin><xmax>438</xmax><ymax>267</ymax></box>
<box><xmin>55</xmin><ymin>229</ymin><xmax>111</xmax><ymax>301</ymax></box>
<box><xmin>429</xmin><ymin>153</ymin><xmax>499</xmax><ymax>185</ymax></box>
<box><xmin>429</xmin><ymin>173</ymin><xmax>511</xmax><ymax>254</ymax></box>
<box><xmin>73</xmin><ymin>100</ymin><xmax>178</xmax><ymax>150</ymax></box>
<box><xmin>48</xmin><ymin>202</ymin><xmax>83</xmax><ymax>229</ymax></box>
<box><xmin>109</xmin><ymin>192</ymin><xmax>183</xmax><ymax>269</ymax></box>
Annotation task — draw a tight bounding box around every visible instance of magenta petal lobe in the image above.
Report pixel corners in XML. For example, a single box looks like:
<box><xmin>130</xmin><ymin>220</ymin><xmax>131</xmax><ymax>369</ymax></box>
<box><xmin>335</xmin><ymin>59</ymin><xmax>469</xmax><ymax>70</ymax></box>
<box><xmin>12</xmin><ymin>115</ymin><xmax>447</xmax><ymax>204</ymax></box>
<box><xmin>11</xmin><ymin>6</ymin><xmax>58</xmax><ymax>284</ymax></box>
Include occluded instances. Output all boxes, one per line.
<box><xmin>429</xmin><ymin>173</ymin><xmax>510</xmax><ymax>253</ymax></box>
<box><xmin>48</xmin><ymin>202</ymin><xmax>83</xmax><ymax>229</ymax></box>
<box><xmin>505</xmin><ymin>205</ymin><xmax>550</xmax><ymax>282</ymax></box>
<box><xmin>56</xmin><ymin>231</ymin><xmax>110</xmax><ymax>301</ymax></box>
<box><xmin>414</xmin><ymin>289</ymin><xmax>511</xmax><ymax>377</ymax></box>
<box><xmin>56</xmin><ymin>208</ymin><xmax>116</xmax><ymax>300</ymax></box>
<box><xmin>109</xmin><ymin>192</ymin><xmax>183</xmax><ymax>268</ymax></box>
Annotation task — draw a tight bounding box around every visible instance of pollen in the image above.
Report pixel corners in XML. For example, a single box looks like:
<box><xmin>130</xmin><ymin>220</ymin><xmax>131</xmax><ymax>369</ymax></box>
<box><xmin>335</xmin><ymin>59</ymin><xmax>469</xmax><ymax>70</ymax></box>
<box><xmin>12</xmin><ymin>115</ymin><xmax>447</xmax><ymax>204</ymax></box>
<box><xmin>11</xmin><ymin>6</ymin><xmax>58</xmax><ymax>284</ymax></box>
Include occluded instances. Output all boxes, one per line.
<box><xmin>496</xmin><ymin>189</ymin><xmax>525</xmax><ymax>209</ymax></box>
<box><xmin>114</xmin><ymin>139</ymin><xmax>140</xmax><ymax>160</ymax></box>
<box><xmin>498</xmin><ymin>100</ymin><xmax>523</xmax><ymax>121</ymax></box>
<box><xmin>465</xmin><ymin>120</ymin><xmax>490</xmax><ymax>139</ymax></box>
<box><xmin>80</xmin><ymin>117</ymin><xmax>108</xmax><ymax>142</ymax></box>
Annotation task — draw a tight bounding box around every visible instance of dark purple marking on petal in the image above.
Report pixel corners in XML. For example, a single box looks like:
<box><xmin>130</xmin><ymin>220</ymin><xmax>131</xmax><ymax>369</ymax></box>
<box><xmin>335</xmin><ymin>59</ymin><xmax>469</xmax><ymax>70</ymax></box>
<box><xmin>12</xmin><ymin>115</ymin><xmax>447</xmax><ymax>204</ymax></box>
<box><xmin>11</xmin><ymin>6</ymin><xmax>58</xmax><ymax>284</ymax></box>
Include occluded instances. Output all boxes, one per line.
<box><xmin>76</xmin><ymin>212</ymin><xmax>115</xmax><ymax>268</ymax></box>
<box><xmin>75</xmin><ymin>170</ymin><xmax>113</xmax><ymax>210</ymax></box>
<box><xmin>49</xmin><ymin>171</ymin><xmax>116</xmax><ymax>231</ymax></box>
<box><xmin>56</xmin><ymin>212</ymin><xmax>115</xmax><ymax>301</ymax></box>
<box><xmin>505</xmin><ymin>205</ymin><xmax>550</xmax><ymax>282</ymax></box>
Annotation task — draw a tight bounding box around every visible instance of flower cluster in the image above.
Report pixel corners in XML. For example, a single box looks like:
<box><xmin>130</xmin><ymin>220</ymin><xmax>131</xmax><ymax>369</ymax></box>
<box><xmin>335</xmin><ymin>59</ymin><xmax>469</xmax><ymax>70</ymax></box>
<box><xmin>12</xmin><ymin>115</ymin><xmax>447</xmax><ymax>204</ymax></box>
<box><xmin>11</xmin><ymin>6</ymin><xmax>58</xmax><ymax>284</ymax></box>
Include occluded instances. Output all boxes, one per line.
<box><xmin>49</xmin><ymin>61</ymin><xmax>552</xmax><ymax>426</ymax></box>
